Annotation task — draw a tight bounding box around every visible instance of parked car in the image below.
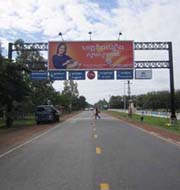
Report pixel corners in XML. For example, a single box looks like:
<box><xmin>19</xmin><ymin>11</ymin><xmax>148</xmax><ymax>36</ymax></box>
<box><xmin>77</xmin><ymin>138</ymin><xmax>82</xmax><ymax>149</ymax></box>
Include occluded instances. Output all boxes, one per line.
<box><xmin>35</xmin><ymin>105</ymin><xmax>60</xmax><ymax>124</ymax></box>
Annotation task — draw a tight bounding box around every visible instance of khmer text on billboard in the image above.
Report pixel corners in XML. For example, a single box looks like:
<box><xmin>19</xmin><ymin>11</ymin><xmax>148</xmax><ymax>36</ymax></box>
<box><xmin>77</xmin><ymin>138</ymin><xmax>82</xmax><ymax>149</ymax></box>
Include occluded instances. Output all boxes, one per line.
<box><xmin>48</xmin><ymin>41</ymin><xmax>134</xmax><ymax>70</ymax></box>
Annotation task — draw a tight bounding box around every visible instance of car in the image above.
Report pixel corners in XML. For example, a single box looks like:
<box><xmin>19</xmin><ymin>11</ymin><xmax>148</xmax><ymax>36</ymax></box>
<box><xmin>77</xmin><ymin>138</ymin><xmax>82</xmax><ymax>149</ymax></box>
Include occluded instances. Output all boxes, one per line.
<box><xmin>35</xmin><ymin>105</ymin><xmax>60</xmax><ymax>124</ymax></box>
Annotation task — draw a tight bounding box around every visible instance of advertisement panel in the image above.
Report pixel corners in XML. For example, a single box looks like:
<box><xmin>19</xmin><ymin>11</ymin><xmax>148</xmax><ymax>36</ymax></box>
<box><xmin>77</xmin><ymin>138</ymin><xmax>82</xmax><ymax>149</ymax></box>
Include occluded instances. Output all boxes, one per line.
<box><xmin>135</xmin><ymin>69</ymin><xmax>152</xmax><ymax>79</ymax></box>
<box><xmin>48</xmin><ymin>41</ymin><xmax>134</xmax><ymax>70</ymax></box>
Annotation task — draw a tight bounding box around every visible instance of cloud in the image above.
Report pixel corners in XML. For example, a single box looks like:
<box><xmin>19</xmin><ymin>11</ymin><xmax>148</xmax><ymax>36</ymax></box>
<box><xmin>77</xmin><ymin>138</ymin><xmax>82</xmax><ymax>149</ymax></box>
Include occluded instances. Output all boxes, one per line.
<box><xmin>0</xmin><ymin>0</ymin><xmax>180</xmax><ymax>104</ymax></box>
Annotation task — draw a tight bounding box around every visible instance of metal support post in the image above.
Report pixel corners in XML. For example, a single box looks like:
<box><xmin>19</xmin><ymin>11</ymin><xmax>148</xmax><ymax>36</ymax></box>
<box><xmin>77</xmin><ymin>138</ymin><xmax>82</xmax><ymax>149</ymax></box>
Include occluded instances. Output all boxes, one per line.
<box><xmin>8</xmin><ymin>43</ymin><xmax>13</xmax><ymax>60</ymax></box>
<box><xmin>168</xmin><ymin>42</ymin><xmax>177</xmax><ymax>122</ymax></box>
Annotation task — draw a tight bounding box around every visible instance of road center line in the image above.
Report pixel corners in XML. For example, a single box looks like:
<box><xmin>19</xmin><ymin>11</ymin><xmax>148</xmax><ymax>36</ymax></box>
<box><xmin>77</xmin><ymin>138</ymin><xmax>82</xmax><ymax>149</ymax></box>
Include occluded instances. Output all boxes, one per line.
<box><xmin>96</xmin><ymin>147</ymin><xmax>102</xmax><ymax>154</ymax></box>
<box><xmin>100</xmin><ymin>183</ymin><xmax>110</xmax><ymax>190</ymax></box>
<box><xmin>93</xmin><ymin>134</ymin><xmax>98</xmax><ymax>139</ymax></box>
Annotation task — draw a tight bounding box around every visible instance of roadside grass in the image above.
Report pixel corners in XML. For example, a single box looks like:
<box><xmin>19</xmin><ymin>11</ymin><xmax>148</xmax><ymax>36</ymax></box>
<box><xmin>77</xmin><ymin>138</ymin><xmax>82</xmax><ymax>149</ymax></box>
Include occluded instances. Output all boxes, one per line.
<box><xmin>0</xmin><ymin>111</ymin><xmax>81</xmax><ymax>129</ymax></box>
<box><xmin>107</xmin><ymin>111</ymin><xmax>180</xmax><ymax>134</ymax></box>
<box><xmin>0</xmin><ymin>116</ymin><xmax>36</xmax><ymax>128</ymax></box>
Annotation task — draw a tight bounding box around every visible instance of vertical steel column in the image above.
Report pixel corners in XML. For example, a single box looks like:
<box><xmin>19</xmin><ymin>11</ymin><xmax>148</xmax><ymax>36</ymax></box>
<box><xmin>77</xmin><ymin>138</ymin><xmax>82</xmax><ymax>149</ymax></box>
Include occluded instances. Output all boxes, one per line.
<box><xmin>168</xmin><ymin>42</ymin><xmax>177</xmax><ymax>121</ymax></box>
<box><xmin>8</xmin><ymin>43</ymin><xmax>13</xmax><ymax>60</ymax></box>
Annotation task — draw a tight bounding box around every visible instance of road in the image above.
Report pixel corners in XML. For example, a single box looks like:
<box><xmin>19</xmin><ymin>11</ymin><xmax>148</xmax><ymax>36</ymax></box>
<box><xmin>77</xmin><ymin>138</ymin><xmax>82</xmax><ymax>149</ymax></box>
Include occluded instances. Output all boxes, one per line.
<box><xmin>0</xmin><ymin>111</ymin><xmax>180</xmax><ymax>190</ymax></box>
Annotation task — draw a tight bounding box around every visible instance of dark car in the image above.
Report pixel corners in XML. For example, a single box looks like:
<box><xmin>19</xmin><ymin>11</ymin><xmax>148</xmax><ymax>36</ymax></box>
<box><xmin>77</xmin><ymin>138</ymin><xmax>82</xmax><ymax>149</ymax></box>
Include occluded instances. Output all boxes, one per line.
<box><xmin>35</xmin><ymin>105</ymin><xmax>60</xmax><ymax>124</ymax></box>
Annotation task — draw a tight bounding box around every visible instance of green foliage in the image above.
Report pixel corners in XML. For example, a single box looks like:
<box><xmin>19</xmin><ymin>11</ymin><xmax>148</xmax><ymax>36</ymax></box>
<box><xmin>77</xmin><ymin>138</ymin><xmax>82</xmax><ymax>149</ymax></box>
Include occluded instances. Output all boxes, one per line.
<box><xmin>14</xmin><ymin>39</ymin><xmax>46</xmax><ymax>70</ymax></box>
<box><xmin>60</xmin><ymin>80</ymin><xmax>87</xmax><ymax>111</ymax></box>
<box><xmin>0</xmin><ymin>56</ymin><xmax>31</xmax><ymax>127</ymax></box>
<box><xmin>108</xmin><ymin>90</ymin><xmax>180</xmax><ymax>112</ymax></box>
<box><xmin>0</xmin><ymin>38</ymin><xmax>89</xmax><ymax>128</ymax></box>
<box><xmin>136</xmin><ymin>91</ymin><xmax>170</xmax><ymax>110</ymax></box>
<box><xmin>109</xmin><ymin>96</ymin><xmax>124</xmax><ymax>109</ymax></box>
<box><xmin>95</xmin><ymin>99</ymin><xmax>109</xmax><ymax>110</ymax></box>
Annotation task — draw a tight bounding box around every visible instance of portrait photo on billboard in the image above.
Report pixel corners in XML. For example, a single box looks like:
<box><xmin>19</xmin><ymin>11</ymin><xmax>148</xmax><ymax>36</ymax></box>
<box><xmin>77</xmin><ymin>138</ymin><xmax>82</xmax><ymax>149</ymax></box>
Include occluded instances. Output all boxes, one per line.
<box><xmin>48</xmin><ymin>41</ymin><xmax>134</xmax><ymax>70</ymax></box>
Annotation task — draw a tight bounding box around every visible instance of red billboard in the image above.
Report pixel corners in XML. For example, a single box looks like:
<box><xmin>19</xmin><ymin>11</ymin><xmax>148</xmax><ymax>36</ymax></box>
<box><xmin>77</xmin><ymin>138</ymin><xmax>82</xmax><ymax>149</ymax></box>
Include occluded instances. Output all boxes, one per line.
<box><xmin>48</xmin><ymin>41</ymin><xmax>134</xmax><ymax>70</ymax></box>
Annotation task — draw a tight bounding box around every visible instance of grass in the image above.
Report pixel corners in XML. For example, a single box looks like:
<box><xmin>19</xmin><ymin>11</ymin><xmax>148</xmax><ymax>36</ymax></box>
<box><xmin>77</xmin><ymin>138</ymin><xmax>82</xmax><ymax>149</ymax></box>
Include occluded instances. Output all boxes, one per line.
<box><xmin>0</xmin><ymin>116</ymin><xmax>36</xmax><ymax>128</ymax></box>
<box><xmin>107</xmin><ymin>111</ymin><xmax>180</xmax><ymax>134</ymax></box>
<box><xmin>0</xmin><ymin>111</ymin><xmax>80</xmax><ymax>129</ymax></box>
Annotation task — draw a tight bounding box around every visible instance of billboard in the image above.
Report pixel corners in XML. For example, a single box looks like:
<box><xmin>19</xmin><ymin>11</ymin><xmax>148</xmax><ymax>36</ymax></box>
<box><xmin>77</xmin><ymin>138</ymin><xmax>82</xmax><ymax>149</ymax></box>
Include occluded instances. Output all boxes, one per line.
<box><xmin>135</xmin><ymin>69</ymin><xmax>152</xmax><ymax>79</ymax></box>
<box><xmin>48</xmin><ymin>41</ymin><xmax>134</xmax><ymax>70</ymax></box>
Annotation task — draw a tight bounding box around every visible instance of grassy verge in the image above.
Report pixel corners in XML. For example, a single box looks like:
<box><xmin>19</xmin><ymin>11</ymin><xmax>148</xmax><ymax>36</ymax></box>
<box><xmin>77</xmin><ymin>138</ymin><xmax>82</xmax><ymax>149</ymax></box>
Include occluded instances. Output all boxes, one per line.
<box><xmin>0</xmin><ymin>111</ymin><xmax>81</xmax><ymax>129</ymax></box>
<box><xmin>0</xmin><ymin>116</ymin><xmax>36</xmax><ymax>128</ymax></box>
<box><xmin>107</xmin><ymin>111</ymin><xmax>180</xmax><ymax>134</ymax></box>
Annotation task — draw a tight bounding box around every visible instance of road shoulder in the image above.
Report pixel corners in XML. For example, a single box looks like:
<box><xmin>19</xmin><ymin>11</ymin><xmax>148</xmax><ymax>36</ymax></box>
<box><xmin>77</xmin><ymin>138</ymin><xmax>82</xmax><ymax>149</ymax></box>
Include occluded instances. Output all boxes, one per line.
<box><xmin>105</xmin><ymin>111</ymin><xmax>180</xmax><ymax>145</ymax></box>
<box><xmin>0</xmin><ymin>112</ymin><xmax>80</xmax><ymax>155</ymax></box>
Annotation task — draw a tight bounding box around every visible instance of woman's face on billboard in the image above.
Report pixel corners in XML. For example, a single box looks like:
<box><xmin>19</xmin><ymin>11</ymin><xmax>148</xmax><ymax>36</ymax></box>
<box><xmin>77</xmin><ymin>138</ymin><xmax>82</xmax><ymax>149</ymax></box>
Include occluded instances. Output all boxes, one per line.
<box><xmin>58</xmin><ymin>45</ymin><xmax>66</xmax><ymax>55</ymax></box>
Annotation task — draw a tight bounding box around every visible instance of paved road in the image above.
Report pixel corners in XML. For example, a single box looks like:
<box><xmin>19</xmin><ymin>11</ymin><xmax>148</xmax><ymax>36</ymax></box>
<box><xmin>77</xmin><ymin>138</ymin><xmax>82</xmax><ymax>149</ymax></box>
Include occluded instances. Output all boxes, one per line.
<box><xmin>0</xmin><ymin>111</ymin><xmax>180</xmax><ymax>190</ymax></box>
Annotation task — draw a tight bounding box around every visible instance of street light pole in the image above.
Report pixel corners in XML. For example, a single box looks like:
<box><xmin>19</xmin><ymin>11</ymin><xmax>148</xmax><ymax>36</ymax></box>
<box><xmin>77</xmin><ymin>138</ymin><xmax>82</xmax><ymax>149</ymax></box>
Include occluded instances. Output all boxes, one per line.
<box><xmin>118</xmin><ymin>32</ymin><xmax>122</xmax><ymax>41</ymax></box>
<box><xmin>88</xmin><ymin>31</ymin><xmax>92</xmax><ymax>41</ymax></box>
<box><xmin>58</xmin><ymin>32</ymin><xmax>64</xmax><ymax>41</ymax></box>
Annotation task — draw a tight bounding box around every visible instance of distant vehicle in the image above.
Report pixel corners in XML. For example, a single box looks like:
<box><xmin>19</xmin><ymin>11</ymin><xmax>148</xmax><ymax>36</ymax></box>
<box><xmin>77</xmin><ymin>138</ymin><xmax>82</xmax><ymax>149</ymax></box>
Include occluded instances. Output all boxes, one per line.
<box><xmin>35</xmin><ymin>105</ymin><xmax>60</xmax><ymax>125</ymax></box>
<box><xmin>89</xmin><ymin>107</ymin><xmax>94</xmax><ymax>111</ymax></box>
<box><xmin>84</xmin><ymin>108</ymin><xmax>89</xmax><ymax>111</ymax></box>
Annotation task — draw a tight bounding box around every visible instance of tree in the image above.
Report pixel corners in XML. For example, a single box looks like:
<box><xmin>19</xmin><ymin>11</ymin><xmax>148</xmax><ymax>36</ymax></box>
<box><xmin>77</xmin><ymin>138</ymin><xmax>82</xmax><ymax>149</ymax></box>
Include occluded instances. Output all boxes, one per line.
<box><xmin>78</xmin><ymin>96</ymin><xmax>87</xmax><ymax>109</ymax></box>
<box><xmin>14</xmin><ymin>39</ymin><xmax>46</xmax><ymax>70</ymax></box>
<box><xmin>109</xmin><ymin>96</ymin><xmax>123</xmax><ymax>109</ymax></box>
<box><xmin>62</xmin><ymin>80</ymin><xmax>79</xmax><ymax>112</ymax></box>
<box><xmin>0</xmin><ymin>57</ymin><xmax>31</xmax><ymax>127</ymax></box>
<box><xmin>14</xmin><ymin>39</ymin><xmax>58</xmax><ymax>113</ymax></box>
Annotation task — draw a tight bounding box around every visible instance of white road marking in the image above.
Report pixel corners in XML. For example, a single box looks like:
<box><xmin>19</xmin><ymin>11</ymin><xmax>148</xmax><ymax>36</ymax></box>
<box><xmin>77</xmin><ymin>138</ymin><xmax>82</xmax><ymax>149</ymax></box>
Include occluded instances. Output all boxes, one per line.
<box><xmin>127</xmin><ymin>123</ymin><xmax>180</xmax><ymax>147</ymax></box>
<box><xmin>0</xmin><ymin>124</ymin><xmax>61</xmax><ymax>159</ymax></box>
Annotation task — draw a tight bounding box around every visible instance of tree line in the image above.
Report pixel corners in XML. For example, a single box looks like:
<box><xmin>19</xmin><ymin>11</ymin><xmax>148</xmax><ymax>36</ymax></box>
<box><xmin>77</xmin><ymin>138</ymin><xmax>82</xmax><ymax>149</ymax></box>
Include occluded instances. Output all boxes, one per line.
<box><xmin>108</xmin><ymin>90</ymin><xmax>180</xmax><ymax>112</ymax></box>
<box><xmin>0</xmin><ymin>39</ymin><xmax>88</xmax><ymax>127</ymax></box>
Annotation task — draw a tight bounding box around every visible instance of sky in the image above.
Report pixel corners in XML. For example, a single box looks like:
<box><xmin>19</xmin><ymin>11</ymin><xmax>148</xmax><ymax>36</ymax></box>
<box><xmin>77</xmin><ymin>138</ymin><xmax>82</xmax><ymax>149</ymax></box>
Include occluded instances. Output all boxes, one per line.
<box><xmin>0</xmin><ymin>0</ymin><xmax>180</xmax><ymax>104</ymax></box>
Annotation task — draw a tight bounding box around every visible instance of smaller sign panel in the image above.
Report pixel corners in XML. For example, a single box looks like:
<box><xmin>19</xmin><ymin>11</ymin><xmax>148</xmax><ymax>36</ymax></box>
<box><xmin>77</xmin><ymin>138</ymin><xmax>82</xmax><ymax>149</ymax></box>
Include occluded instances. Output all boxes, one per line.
<box><xmin>117</xmin><ymin>70</ymin><xmax>133</xmax><ymax>79</ymax></box>
<box><xmin>49</xmin><ymin>71</ymin><xmax>66</xmax><ymax>80</ymax></box>
<box><xmin>87</xmin><ymin>71</ymin><xmax>95</xmax><ymax>80</ymax></box>
<box><xmin>98</xmin><ymin>70</ymin><xmax>114</xmax><ymax>80</ymax></box>
<box><xmin>69</xmin><ymin>71</ymin><xmax>86</xmax><ymax>80</ymax></box>
<box><xmin>135</xmin><ymin>69</ymin><xmax>152</xmax><ymax>79</ymax></box>
<box><xmin>30</xmin><ymin>72</ymin><xmax>48</xmax><ymax>80</ymax></box>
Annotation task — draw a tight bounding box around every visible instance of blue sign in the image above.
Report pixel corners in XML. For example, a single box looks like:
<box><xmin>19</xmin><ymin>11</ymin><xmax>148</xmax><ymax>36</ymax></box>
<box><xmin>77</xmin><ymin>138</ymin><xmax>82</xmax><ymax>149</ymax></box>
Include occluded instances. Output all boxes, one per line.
<box><xmin>49</xmin><ymin>71</ymin><xmax>66</xmax><ymax>80</ymax></box>
<box><xmin>117</xmin><ymin>70</ymin><xmax>133</xmax><ymax>79</ymax></box>
<box><xmin>30</xmin><ymin>72</ymin><xmax>48</xmax><ymax>80</ymax></box>
<box><xmin>98</xmin><ymin>70</ymin><xmax>114</xmax><ymax>80</ymax></box>
<box><xmin>68</xmin><ymin>71</ymin><xmax>86</xmax><ymax>80</ymax></box>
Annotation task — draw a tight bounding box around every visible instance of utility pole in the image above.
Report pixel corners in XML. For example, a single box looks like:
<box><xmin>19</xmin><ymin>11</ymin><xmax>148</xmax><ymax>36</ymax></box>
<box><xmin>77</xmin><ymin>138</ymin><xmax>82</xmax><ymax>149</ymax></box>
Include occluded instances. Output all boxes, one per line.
<box><xmin>127</xmin><ymin>80</ymin><xmax>133</xmax><ymax>117</ymax></box>
<box><xmin>123</xmin><ymin>82</ymin><xmax>126</xmax><ymax>111</ymax></box>
<box><xmin>127</xmin><ymin>80</ymin><xmax>131</xmax><ymax>99</ymax></box>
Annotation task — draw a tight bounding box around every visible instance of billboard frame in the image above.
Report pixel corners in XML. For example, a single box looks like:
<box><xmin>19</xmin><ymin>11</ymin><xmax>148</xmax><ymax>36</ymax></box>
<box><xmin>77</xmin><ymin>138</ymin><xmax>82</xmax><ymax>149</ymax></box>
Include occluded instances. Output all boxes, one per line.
<box><xmin>8</xmin><ymin>41</ymin><xmax>176</xmax><ymax>121</ymax></box>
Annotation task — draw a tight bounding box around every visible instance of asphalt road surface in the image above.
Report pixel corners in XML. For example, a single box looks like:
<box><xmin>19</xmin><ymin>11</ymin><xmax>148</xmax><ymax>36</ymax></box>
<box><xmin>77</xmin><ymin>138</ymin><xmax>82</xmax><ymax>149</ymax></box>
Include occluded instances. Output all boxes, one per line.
<box><xmin>0</xmin><ymin>111</ymin><xmax>180</xmax><ymax>190</ymax></box>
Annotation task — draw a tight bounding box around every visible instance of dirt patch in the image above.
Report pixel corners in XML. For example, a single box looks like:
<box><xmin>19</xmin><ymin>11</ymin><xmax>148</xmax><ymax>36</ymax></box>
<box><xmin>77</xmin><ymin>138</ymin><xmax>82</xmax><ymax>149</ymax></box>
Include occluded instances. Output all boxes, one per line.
<box><xmin>106</xmin><ymin>112</ymin><xmax>180</xmax><ymax>143</ymax></box>
<box><xmin>0</xmin><ymin>112</ymin><xmax>80</xmax><ymax>155</ymax></box>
